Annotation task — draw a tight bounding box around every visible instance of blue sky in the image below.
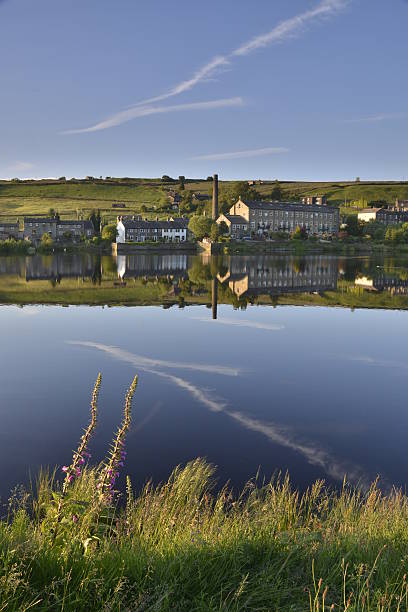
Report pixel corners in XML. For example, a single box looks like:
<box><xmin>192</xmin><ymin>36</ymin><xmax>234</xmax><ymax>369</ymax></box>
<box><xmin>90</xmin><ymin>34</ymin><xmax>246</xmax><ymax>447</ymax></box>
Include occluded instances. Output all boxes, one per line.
<box><xmin>1</xmin><ymin>0</ymin><xmax>407</xmax><ymax>181</ymax></box>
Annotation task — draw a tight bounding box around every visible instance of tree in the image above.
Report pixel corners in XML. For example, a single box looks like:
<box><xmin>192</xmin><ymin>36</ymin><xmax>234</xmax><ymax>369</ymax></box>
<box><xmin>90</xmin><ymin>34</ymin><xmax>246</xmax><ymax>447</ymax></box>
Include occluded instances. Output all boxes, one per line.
<box><xmin>218</xmin><ymin>220</ymin><xmax>229</xmax><ymax>236</ymax></box>
<box><xmin>40</xmin><ymin>233</ymin><xmax>53</xmax><ymax>250</ymax></box>
<box><xmin>178</xmin><ymin>176</ymin><xmax>185</xmax><ymax>190</ymax></box>
<box><xmin>48</xmin><ymin>208</ymin><xmax>56</xmax><ymax>217</ymax></box>
<box><xmin>210</xmin><ymin>223</ymin><xmax>220</xmax><ymax>243</ymax></box>
<box><xmin>101</xmin><ymin>224</ymin><xmax>118</xmax><ymax>243</ymax></box>
<box><xmin>206</xmin><ymin>176</ymin><xmax>213</xmax><ymax>182</ymax></box>
<box><xmin>140</xmin><ymin>204</ymin><xmax>148</xmax><ymax>213</ymax></box>
<box><xmin>270</xmin><ymin>180</ymin><xmax>282</xmax><ymax>201</ymax></box>
<box><xmin>355</xmin><ymin>177</ymin><xmax>361</xmax><ymax>183</ymax></box>
<box><xmin>88</xmin><ymin>209</ymin><xmax>101</xmax><ymax>234</ymax></box>
<box><xmin>219</xmin><ymin>181</ymin><xmax>261</xmax><ymax>210</ymax></box>
<box><xmin>188</xmin><ymin>215</ymin><xmax>213</xmax><ymax>240</ymax></box>
<box><xmin>291</xmin><ymin>226</ymin><xmax>307</xmax><ymax>240</ymax></box>
<box><xmin>179</xmin><ymin>192</ymin><xmax>197</xmax><ymax>214</ymax></box>
<box><xmin>344</xmin><ymin>214</ymin><xmax>363</xmax><ymax>236</ymax></box>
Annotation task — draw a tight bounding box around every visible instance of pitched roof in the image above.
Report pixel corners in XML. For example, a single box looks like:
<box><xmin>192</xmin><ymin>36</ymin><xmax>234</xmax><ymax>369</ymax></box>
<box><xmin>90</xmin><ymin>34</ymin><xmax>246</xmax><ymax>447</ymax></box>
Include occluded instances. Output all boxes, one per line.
<box><xmin>24</xmin><ymin>217</ymin><xmax>57</xmax><ymax>224</ymax></box>
<box><xmin>120</xmin><ymin>219</ymin><xmax>188</xmax><ymax>230</ymax></box>
<box><xmin>224</xmin><ymin>215</ymin><xmax>248</xmax><ymax>224</ymax></box>
<box><xmin>359</xmin><ymin>208</ymin><xmax>382</xmax><ymax>214</ymax></box>
<box><xmin>56</xmin><ymin>219</ymin><xmax>94</xmax><ymax>229</ymax></box>
<box><xmin>238</xmin><ymin>199</ymin><xmax>339</xmax><ymax>213</ymax></box>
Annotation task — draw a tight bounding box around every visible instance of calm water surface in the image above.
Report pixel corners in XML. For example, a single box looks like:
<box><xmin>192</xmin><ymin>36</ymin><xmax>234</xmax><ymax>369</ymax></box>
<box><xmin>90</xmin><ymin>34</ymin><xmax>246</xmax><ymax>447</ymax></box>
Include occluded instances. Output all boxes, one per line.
<box><xmin>0</xmin><ymin>252</ymin><xmax>407</xmax><ymax>500</ymax></box>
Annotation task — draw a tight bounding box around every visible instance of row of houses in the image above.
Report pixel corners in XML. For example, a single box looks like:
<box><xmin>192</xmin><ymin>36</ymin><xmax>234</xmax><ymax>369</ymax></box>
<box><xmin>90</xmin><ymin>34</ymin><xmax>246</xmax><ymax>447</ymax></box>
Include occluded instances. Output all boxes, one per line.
<box><xmin>116</xmin><ymin>216</ymin><xmax>189</xmax><ymax>243</ymax></box>
<box><xmin>216</xmin><ymin>198</ymin><xmax>340</xmax><ymax>238</ymax></box>
<box><xmin>358</xmin><ymin>201</ymin><xmax>408</xmax><ymax>226</ymax></box>
<box><xmin>0</xmin><ymin>218</ymin><xmax>95</xmax><ymax>243</ymax></box>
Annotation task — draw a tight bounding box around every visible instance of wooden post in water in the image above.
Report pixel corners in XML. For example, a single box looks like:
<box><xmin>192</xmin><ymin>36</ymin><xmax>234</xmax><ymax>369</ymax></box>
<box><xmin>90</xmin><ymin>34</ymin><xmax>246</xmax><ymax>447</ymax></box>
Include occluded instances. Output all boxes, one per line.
<box><xmin>212</xmin><ymin>277</ymin><xmax>218</xmax><ymax>320</ymax></box>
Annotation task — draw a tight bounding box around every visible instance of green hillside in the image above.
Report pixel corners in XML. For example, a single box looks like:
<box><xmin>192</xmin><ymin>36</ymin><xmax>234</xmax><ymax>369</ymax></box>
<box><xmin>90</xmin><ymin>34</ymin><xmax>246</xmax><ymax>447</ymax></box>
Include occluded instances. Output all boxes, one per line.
<box><xmin>1</xmin><ymin>177</ymin><xmax>407</xmax><ymax>222</ymax></box>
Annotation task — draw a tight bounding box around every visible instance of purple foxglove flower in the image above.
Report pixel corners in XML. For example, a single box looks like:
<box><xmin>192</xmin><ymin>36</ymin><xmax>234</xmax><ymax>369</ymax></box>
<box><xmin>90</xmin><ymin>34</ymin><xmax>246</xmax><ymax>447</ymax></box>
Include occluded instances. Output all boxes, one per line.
<box><xmin>62</xmin><ymin>466</ymin><xmax>69</xmax><ymax>473</ymax></box>
<box><xmin>72</xmin><ymin>515</ymin><xmax>78</xmax><ymax>523</ymax></box>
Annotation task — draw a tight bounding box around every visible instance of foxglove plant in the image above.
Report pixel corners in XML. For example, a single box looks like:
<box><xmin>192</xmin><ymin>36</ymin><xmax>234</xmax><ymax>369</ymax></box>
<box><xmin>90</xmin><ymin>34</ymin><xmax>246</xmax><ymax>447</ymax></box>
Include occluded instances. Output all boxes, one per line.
<box><xmin>52</xmin><ymin>373</ymin><xmax>101</xmax><ymax>541</ymax></box>
<box><xmin>97</xmin><ymin>376</ymin><xmax>138</xmax><ymax>504</ymax></box>
<box><xmin>60</xmin><ymin>372</ymin><xmax>101</xmax><ymax>491</ymax></box>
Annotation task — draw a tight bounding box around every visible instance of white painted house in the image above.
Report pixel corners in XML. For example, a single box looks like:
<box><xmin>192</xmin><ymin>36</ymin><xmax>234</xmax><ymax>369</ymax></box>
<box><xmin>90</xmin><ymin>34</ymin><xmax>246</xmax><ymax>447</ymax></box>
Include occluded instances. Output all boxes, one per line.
<box><xmin>116</xmin><ymin>217</ymin><xmax>188</xmax><ymax>243</ymax></box>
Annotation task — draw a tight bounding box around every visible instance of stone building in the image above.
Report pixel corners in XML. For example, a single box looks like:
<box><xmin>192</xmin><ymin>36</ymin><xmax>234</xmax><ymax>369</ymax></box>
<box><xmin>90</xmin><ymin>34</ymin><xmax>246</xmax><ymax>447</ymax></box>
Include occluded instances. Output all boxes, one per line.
<box><xmin>217</xmin><ymin>198</ymin><xmax>339</xmax><ymax>238</ymax></box>
<box><xmin>302</xmin><ymin>195</ymin><xmax>327</xmax><ymax>206</ymax></box>
<box><xmin>215</xmin><ymin>214</ymin><xmax>249</xmax><ymax>239</ymax></box>
<box><xmin>23</xmin><ymin>217</ymin><xmax>94</xmax><ymax>243</ymax></box>
<box><xmin>0</xmin><ymin>222</ymin><xmax>20</xmax><ymax>241</ymax></box>
<box><xmin>56</xmin><ymin>220</ymin><xmax>94</xmax><ymax>241</ymax></box>
<box><xmin>358</xmin><ymin>207</ymin><xmax>408</xmax><ymax>225</ymax></box>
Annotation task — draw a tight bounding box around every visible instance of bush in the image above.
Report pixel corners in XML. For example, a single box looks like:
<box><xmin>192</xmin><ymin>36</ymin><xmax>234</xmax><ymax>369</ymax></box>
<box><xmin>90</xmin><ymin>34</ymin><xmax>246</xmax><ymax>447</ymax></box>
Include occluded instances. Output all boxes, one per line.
<box><xmin>101</xmin><ymin>224</ymin><xmax>118</xmax><ymax>243</ymax></box>
<box><xmin>0</xmin><ymin>239</ymin><xmax>31</xmax><ymax>254</ymax></box>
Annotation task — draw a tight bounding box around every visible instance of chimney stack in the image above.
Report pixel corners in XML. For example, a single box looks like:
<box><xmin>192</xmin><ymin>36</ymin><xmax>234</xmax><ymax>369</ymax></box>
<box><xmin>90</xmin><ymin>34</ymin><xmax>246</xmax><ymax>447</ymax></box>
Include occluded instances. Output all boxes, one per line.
<box><xmin>212</xmin><ymin>173</ymin><xmax>219</xmax><ymax>220</ymax></box>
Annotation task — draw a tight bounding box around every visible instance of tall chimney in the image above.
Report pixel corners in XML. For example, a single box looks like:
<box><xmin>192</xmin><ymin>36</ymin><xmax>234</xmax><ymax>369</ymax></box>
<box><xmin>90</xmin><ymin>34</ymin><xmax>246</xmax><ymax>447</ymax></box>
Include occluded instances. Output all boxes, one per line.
<box><xmin>212</xmin><ymin>173</ymin><xmax>219</xmax><ymax>220</ymax></box>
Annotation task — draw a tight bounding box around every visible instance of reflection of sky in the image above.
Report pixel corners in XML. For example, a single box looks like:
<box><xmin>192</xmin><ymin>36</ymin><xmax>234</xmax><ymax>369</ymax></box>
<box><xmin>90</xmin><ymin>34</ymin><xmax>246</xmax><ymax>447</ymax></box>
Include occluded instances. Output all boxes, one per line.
<box><xmin>0</xmin><ymin>303</ymin><xmax>407</xmax><ymax>498</ymax></box>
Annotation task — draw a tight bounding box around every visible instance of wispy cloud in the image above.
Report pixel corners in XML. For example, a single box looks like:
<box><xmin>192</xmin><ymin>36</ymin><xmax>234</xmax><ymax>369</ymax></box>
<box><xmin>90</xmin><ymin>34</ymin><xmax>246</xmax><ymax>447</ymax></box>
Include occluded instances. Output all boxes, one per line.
<box><xmin>192</xmin><ymin>316</ymin><xmax>285</xmax><ymax>331</ymax></box>
<box><xmin>342</xmin><ymin>354</ymin><xmax>408</xmax><ymax>371</ymax></box>
<box><xmin>343</xmin><ymin>113</ymin><xmax>407</xmax><ymax>124</ymax></box>
<box><xmin>65</xmin><ymin>0</ymin><xmax>348</xmax><ymax>134</ymax></box>
<box><xmin>190</xmin><ymin>147</ymin><xmax>289</xmax><ymax>161</ymax></box>
<box><xmin>227</xmin><ymin>410</ymin><xmax>372</xmax><ymax>489</ymax></box>
<box><xmin>136</xmin><ymin>56</ymin><xmax>231</xmax><ymax>107</ymax></box>
<box><xmin>67</xmin><ymin>341</ymin><xmax>242</xmax><ymax>377</ymax></box>
<box><xmin>233</xmin><ymin>0</ymin><xmax>348</xmax><ymax>56</ymax></box>
<box><xmin>6</xmin><ymin>161</ymin><xmax>34</xmax><ymax>173</ymax></box>
<box><xmin>62</xmin><ymin>98</ymin><xmax>244</xmax><ymax>135</ymax></box>
<box><xmin>71</xmin><ymin>340</ymin><xmax>374</xmax><ymax>488</ymax></box>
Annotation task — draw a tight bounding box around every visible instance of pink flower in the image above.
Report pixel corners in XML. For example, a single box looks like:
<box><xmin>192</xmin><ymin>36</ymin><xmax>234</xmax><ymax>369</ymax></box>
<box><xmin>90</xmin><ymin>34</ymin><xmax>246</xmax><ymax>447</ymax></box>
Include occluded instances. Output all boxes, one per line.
<box><xmin>62</xmin><ymin>466</ymin><xmax>69</xmax><ymax>473</ymax></box>
<box><xmin>72</xmin><ymin>515</ymin><xmax>78</xmax><ymax>523</ymax></box>
<box><xmin>75</xmin><ymin>468</ymin><xmax>81</xmax><ymax>477</ymax></box>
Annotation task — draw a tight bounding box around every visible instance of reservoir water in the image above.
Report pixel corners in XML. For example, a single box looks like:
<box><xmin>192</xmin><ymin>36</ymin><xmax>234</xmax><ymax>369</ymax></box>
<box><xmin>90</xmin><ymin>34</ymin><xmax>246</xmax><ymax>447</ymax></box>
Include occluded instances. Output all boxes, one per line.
<box><xmin>0</xmin><ymin>252</ymin><xmax>407</xmax><ymax>501</ymax></box>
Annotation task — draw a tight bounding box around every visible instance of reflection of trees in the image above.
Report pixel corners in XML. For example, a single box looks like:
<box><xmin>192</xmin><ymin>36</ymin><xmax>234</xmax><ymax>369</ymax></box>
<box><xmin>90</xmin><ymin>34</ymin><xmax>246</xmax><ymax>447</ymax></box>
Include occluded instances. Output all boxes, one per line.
<box><xmin>292</xmin><ymin>257</ymin><xmax>306</xmax><ymax>275</ymax></box>
<box><xmin>92</xmin><ymin>255</ymin><xmax>102</xmax><ymax>285</ymax></box>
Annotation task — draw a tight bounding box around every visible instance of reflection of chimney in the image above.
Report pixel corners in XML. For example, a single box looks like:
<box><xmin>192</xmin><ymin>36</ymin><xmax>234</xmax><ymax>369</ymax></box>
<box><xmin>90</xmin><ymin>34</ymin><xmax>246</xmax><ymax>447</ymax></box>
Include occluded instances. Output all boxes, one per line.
<box><xmin>212</xmin><ymin>173</ymin><xmax>219</xmax><ymax>220</ymax></box>
<box><xmin>211</xmin><ymin>278</ymin><xmax>218</xmax><ymax>320</ymax></box>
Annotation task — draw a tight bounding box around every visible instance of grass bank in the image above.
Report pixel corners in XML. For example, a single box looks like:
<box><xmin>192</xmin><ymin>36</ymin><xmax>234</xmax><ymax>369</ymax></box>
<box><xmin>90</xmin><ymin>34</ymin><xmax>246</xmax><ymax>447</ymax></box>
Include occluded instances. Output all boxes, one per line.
<box><xmin>1</xmin><ymin>377</ymin><xmax>408</xmax><ymax>610</ymax></box>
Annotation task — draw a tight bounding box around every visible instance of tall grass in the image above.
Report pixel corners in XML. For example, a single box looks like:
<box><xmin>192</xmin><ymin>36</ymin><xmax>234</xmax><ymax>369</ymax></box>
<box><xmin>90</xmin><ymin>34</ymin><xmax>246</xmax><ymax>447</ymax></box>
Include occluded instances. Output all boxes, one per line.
<box><xmin>1</xmin><ymin>379</ymin><xmax>408</xmax><ymax>610</ymax></box>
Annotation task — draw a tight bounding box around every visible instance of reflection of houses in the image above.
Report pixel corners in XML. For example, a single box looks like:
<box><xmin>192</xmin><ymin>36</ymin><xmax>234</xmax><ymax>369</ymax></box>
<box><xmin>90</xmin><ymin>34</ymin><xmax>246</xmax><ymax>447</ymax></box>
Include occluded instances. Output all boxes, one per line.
<box><xmin>0</xmin><ymin>257</ymin><xmax>25</xmax><ymax>276</ymax></box>
<box><xmin>355</xmin><ymin>274</ymin><xmax>408</xmax><ymax>295</ymax></box>
<box><xmin>218</xmin><ymin>256</ymin><xmax>338</xmax><ymax>297</ymax></box>
<box><xmin>116</xmin><ymin>254</ymin><xmax>189</xmax><ymax>280</ymax></box>
<box><xmin>25</xmin><ymin>254</ymin><xmax>96</xmax><ymax>281</ymax></box>
<box><xmin>217</xmin><ymin>198</ymin><xmax>339</xmax><ymax>238</ymax></box>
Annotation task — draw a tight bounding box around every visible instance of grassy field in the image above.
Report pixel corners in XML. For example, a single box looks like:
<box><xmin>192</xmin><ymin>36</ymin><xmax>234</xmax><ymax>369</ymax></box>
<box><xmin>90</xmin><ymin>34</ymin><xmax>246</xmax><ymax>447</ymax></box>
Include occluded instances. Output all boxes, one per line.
<box><xmin>2</xmin><ymin>388</ymin><xmax>408</xmax><ymax>611</ymax></box>
<box><xmin>1</xmin><ymin>178</ymin><xmax>408</xmax><ymax>223</ymax></box>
